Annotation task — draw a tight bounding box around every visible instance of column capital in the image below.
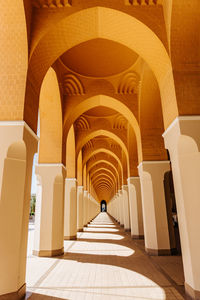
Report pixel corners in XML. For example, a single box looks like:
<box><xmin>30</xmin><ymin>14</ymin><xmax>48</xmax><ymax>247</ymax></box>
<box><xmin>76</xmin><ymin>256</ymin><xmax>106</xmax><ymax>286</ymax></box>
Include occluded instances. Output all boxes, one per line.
<box><xmin>0</xmin><ymin>120</ymin><xmax>39</xmax><ymax>141</ymax></box>
<box><xmin>122</xmin><ymin>184</ymin><xmax>128</xmax><ymax>190</ymax></box>
<box><xmin>77</xmin><ymin>185</ymin><xmax>84</xmax><ymax>189</ymax></box>
<box><xmin>138</xmin><ymin>161</ymin><xmax>170</xmax><ymax>178</ymax></box>
<box><xmin>163</xmin><ymin>115</ymin><xmax>200</xmax><ymax>151</ymax></box>
<box><xmin>65</xmin><ymin>177</ymin><xmax>77</xmax><ymax>181</ymax></box>
<box><xmin>127</xmin><ymin>177</ymin><xmax>140</xmax><ymax>184</ymax></box>
<box><xmin>35</xmin><ymin>163</ymin><xmax>66</xmax><ymax>179</ymax></box>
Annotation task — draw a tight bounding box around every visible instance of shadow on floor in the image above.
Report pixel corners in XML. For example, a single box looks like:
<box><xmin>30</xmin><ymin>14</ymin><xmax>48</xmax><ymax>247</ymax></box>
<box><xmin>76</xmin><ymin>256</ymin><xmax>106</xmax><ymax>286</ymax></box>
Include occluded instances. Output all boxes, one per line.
<box><xmin>25</xmin><ymin>292</ymin><xmax>68</xmax><ymax>300</ymax></box>
<box><xmin>27</xmin><ymin>213</ymin><xmax>186</xmax><ymax>299</ymax></box>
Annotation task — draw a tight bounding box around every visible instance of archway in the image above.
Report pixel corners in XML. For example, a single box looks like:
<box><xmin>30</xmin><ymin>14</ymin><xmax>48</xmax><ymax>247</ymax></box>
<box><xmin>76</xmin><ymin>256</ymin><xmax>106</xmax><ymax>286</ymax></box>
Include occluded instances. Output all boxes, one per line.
<box><xmin>101</xmin><ymin>200</ymin><xmax>107</xmax><ymax>212</ymax></box>
<box><xmin>26</xmin><ymin>6</ymin><xmax>177</xmax><ymax>132</ymax></box>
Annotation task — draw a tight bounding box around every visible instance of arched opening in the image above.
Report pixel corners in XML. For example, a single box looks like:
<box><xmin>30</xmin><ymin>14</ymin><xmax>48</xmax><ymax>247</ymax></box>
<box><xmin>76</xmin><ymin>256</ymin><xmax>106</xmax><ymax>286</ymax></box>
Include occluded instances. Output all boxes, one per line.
<box><xmin>101</xmin><ymin>200</ymin><xmax>107</xmax><ymax>212</ymax></box>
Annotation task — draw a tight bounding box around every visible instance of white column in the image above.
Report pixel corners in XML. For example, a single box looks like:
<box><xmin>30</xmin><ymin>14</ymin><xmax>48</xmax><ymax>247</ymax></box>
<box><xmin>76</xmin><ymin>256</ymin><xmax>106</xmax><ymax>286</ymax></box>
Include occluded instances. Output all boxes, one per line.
<box><xmin>77</xmin><ymin>185</ymin><xmax>84</xmax><ymax>232</ymax></box>
<box><xmin>83</xmin><ymin>190</ymin><xmax>88</xmax><ymax>226</ymax></box>
<box><xmin>64</xmin><ymin>178</ymin><xmax>77</xmax><ymax>240</ymax></box>
<box><xmin>127</xmin><ymin>177</ymin><xmax>144</xmax><ymax>239</ymax></box>
<box><xmin>117</xmin><ymin>193</ymin><xmax>121</xmax><ymax>223</ymax></box>
<box><xmin>138</xmin><ymin>161</ymin><xmax>171</xmax><ymax>255</ymax></box>
<box><xmin>0</xmin><ymin>122</ymin><xmax>38</xmax><ymax>298</ymax></box>
<box><xmin>33</xmin><ymin>164</ymin><xmax>65</xmax><ymax>256</ymax></box>
<box><xmin>88</xmin><ymin>193</ymin><xmax>91</xmax><ymax>222</ymax></box>
<box><xmin>163</xmin><ymin>116</ymin><xmax>200</xmax><ymax>299</ymax></box>
<box><xmin>122</xmin><ymin>185</ymin><xmax>131</xmax><ymax>231</ymax></box>
<box><xmin>118</xmin><ymin>189</ymin><xmax>124</xmax><ymax>226</ymax></box>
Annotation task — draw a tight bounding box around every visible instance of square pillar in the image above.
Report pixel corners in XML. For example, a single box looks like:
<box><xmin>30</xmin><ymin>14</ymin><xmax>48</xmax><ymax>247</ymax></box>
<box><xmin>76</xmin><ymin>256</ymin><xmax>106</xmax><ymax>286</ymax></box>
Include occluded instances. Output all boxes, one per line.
<box><xmin>64</xmin><ymin>178</ymin><xmax>77</xmax><ymax>240</ymax></box>
<box><xmin>0</xmin><ymin>121</ymin><xmax>38</xmax><ymax>298</ymax></box>
<box><xmin>138</xmin><ymin>161</ymin><xmax>171</xmax><ymax>255</ymax></box>
<box><xmin>118</xmin><ymin>189</ymin><xmax>124</xmax><ymax>226</ymax></box>
<box><xmin>33</xmin><ymin>164</ymin><xmax>65</xmax><ymax>256</ymax></box>
<box><xmin>83</xmin><ymin>190</ymin><xmax>88</xmax><ymax>226</ymax></box>
<box><xmin>77</xmin><ymin>185</ymin><xmax>84</xmax><ymax>232</ymax></box>
<box><xmin>122</xmin><ymin>185</ymin><xmax>131</xmax><ymax>231</ymax></box>
<box><xmin>163</xmin><ymin>116</ymin><xmax>200</xmax><ymax>299</ymax></box>
<box><xmin>127</xmin><ymin>177</ymin><xmax>144</xmax><ymax>239</ymax></box>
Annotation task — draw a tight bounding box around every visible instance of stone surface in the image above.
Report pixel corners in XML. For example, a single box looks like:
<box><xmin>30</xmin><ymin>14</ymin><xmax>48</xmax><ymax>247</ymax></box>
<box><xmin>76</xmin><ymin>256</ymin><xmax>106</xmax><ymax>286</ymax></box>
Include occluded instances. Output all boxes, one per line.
<box><xmin>26</xmin><ymin>213</ymin><xmax>185</xmax><ymax>299</ymax></box>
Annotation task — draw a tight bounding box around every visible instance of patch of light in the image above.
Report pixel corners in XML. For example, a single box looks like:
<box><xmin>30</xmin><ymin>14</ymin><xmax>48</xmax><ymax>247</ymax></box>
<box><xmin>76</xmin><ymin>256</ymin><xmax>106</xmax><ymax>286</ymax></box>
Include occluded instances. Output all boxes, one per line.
<box><xmin>84</xmin><ymin>227</ymin><xmax>119</xmax><ymax>232</ymax></box>
<box><xmin>26</xmin><ymin>262</ymin><xmax>167</xmax><ymax>300</ymax></box>
<box><xmin>88</xmin><ymin>224</ymin><xmax>116</xmax><ymax>228</ymax></box>
<box><xmin>78</xmin><ymin>232</ymin><xmax>124</xmax><ymax>240</ymax></box>
<box><xmin>64</xmin><ymin>241</ymin><xmax>134</xmax><ymax>257</ymax></box>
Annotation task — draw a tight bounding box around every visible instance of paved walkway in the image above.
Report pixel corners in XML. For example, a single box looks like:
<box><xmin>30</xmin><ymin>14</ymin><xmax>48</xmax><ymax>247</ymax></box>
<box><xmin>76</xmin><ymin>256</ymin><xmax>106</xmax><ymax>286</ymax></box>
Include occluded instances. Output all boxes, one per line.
<box><xmin>26</xmin><ymin>213</ymin><xmax>185</xmax><ymax>300</ymax></box>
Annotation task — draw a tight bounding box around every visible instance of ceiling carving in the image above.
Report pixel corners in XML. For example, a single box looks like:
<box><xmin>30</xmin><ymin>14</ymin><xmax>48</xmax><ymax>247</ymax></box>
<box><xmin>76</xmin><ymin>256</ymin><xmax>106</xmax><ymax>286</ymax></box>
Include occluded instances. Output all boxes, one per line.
<box><xmin>63</xmin><ymin>74</ymin><xmax>85</xmax><ymax>95</ymax></box>
<box><xmin>32</xmin><ymin>0</ymin><xmax>72</xmax><ymax>8</ymax></box>
<box><xmin>113</xmin><ymin>114</ymin><xmax>127</xmax><ymax>130</ymax></box>
<box><xmin>125</xmin><ymin>0</ymin><xmax>162</xmax><ymax>5</ymax></box>
<box><xmin>74</xmin><ymin>116</ymin><xmax>90</xmax><ymax>130</ymax></box>
<box><xmin>83</xmin><ymin>140</ymin><xmax>94</xmax><ymax>151</ymax></box>
<box><xmin>117</xmin><ymin>72</ymin><xmax>140</xmax><ymax>95</ymax></box>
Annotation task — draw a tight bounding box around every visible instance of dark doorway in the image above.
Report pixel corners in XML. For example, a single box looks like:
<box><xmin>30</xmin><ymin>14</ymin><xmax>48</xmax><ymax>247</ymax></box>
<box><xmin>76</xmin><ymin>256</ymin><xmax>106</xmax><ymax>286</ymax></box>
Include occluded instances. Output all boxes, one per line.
<box><xmin>164</xmin><ymin>170</ymin><xmax>181</xmax><ymax>255</ymax></box>
<box><xmin>100</xmin><ymin>200</ymin><xmax>107</xmax><ymax>212</ymax></box>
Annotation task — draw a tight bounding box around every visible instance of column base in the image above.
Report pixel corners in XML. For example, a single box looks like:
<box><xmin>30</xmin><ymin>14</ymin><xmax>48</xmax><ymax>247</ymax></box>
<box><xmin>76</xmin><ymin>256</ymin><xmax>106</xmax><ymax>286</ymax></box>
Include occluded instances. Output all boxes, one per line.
<box><xmin>64</xmin><ymin>235</ymin><xmax>77</xmax><ymax>240</ymax></box>
<box><xmin>0</xmin><ymin>283</ymin><xmax>26</xmax><ymax>300</ymax></box>
<box><xmin>185</xmin><ymin>282</ymin><xmax>200</xmax><ymax>300</ymax></box>
<box><xmin>77</xmin><ymin>228</ymin><xmax>83</xmax><ymax>232</ymax></box>
<box><xmin>145</xmin><ymin>247</ymin><xmax>171</xmax><ymax>256</ymax></box>
<box><xmin>132</xmin><ymin>234</ymin><xmax>144</xmax><ymax>240</ymax></box>
<box><xmin>33</xmin><ymin>247</ymin><xmax>64</xmax><ymax>257</ymax></box>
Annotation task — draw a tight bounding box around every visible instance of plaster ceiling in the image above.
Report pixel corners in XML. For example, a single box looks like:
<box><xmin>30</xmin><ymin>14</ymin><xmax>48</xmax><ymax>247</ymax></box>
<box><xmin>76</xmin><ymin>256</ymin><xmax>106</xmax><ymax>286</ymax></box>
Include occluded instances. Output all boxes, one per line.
<box><xmin>60</xmin><ymin>38</ymin><xmax>138</xmax><ymax>78</ymax></box>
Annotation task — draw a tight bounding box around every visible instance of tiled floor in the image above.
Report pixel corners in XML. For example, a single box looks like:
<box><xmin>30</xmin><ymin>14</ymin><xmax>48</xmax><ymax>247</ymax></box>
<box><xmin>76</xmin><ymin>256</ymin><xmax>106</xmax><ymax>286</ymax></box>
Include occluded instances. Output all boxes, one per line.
<box><xmin>26</xmin><ymin>213</ymin><xmax>185</xmax><ymax>300</ymax></box>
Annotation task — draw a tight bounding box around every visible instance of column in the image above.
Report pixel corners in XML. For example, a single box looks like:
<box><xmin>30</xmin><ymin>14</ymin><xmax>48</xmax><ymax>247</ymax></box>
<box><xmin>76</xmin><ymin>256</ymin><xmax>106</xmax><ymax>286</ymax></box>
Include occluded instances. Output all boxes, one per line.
<box><xmin>127</xmin><ymin>177</ymin><xmax>144</xmax><ymax>239</ymax></box>
<box><xmin>83</xmin><ymin>190</ymin><xmax>88</xmax><ymax>226</ymax></box>
<box><xmin>64</xmin><ymin>178</ymin><xmax>77</xmax><ymax>240</ymax></box>
<box><xmin>77</xmin><ymin>185</ymin><xmax>84</xmax><ymax>232</ymax></box>
<box><xmin>33</xmin><ymin>164</ymin><xmax>65</xmax><ymax>256</ymax></box>
<box><xmin>114</xmin><ymin>195</ymin><xmax>118</xmax><ymax>222</ymax></box>
<box><xmin>87</xmin><ymin>193</ymin><xmax>91</xmax><ymax>222</ymax></box>
<box><xmin>0</xmin><ymin>121</ymin><xmax>38</xmax><ymax>298</ymax></box>
<box><xmin>138</xmin><ymin>161</ymin><xmax>171</xmax><ymax>255</ymax></box>
<box><xmin>163</xmin><ymin>116</ymin><xmax>200</xmax><ymax>299</ymax></box>
<box><xmin>118</xmin><ymin>189</ymin><xmax>124</xmax><ymax>227</ymax></box>
<box><xmin>122</xmin><ymin>185</ymin><xmax>131</xmax><ymax>231</ymax></box>
<box><xmin>116</xmin><ymin>193</ymin><xmax>121</xmax><ymax>224</ymax></box>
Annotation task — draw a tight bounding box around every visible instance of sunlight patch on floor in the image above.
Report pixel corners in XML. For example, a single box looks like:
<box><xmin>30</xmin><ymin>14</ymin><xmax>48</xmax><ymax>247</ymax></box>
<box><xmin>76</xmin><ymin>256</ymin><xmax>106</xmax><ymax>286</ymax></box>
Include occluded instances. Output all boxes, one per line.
<box><xmin>64</xmin><ymin>241</ymin><xmax>134</xmax><ymax>256</ymax></box>
<box><xmin>26</xmin><ymin>213</ymin><xmax>184</xmax><ymax>300</ymax></box>
<box><xmin>78</xmin><ymin>232</ymin><xmax>124</xmax><ymax>240</ymax></box>
<box><xmin>84</xmin><ymin>227</ymin><xmax>119</xmax><ymax>232</ymax></box>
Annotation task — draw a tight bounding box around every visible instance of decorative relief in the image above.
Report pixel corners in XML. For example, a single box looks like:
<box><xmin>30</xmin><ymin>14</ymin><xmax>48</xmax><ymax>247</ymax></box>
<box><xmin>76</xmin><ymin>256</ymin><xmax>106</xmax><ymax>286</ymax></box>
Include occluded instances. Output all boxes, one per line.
<box><xmin>125</xmin><ymin>0</ymin><xmax>162</xmax><ymax>5</ymax></box>
<box><xmin>110</xmin><ymin>143</ymin><xmax>121</xmax><ymax>151</ymax></box>
<box><xmin>83</xmin><ymin>140</ymin><xmax>94</xmax><ymax>150</ymax></box>
<box><xmin>117</xmin><ymin>72</ymin><xmax>140</xmax><ymax>95</ymax></box>
<box><xmin>63</xmin><ymin>74</ymin><xmax>85</xmax><ymax>95</ymax></box>
<box><xmin>113</xmin><ymin>115</ymin><xmax>127</xmax><ymax>130</ymax></box>
<box><xmin>90</xmin><ymin>155</ymin><xmax>97</xmax><ymax>162</ymax></box>
<box><xmin>75</xmin><ymin>116</ymin><xmax>90</xmax><ymax>130</ymax></box>
<box><xmin>32</xmin><ymin>0</ymin><xmax>72</xmax><ymax>8</ymax></box>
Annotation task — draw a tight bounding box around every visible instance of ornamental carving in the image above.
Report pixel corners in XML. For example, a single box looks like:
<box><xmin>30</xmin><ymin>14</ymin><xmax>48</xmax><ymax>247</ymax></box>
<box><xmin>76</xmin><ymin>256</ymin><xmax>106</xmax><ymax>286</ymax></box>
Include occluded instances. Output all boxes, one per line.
<box><xmin>125</xmin><ymin>0</ymin><xmax>162</xmax><ymax>5</ymax></box>
<box><xmin>117</xmin><ymin>72</ymin><xmax>140</xmax><ymax>95</ymax></box>
<box><xmin>63</xmin><ymin>74</ymin><xmax>85</xmax><ymax>95</ymax></box>
<box><xmin>32</xmin><ymin>0</ymin><xmax>72</xmax><ymax>8</ymax></box>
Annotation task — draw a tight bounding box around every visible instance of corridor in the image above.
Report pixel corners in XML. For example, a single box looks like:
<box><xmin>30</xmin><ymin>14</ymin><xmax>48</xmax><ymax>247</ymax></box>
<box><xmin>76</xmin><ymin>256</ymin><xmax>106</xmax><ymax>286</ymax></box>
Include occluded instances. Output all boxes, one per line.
<box><xmin>26</xmin><ymin>213</ymin><xmax>185</xmax><ymax>300</ymax></box>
